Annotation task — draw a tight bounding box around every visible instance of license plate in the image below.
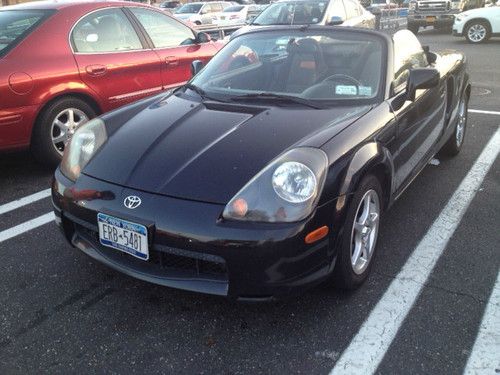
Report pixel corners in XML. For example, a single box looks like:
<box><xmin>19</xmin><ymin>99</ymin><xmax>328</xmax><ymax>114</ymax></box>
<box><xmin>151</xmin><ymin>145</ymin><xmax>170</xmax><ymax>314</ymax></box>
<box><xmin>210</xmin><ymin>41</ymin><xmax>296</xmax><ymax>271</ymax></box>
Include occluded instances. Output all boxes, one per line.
<box><xmin>98</xmin><ymin>213</ymin><xmax>149</xmax><ymax>260</ymax></box>
<box><xmin>426</xmin><ymin>16</ymin><xmax>436</xmax><ymax>22</ymax></box>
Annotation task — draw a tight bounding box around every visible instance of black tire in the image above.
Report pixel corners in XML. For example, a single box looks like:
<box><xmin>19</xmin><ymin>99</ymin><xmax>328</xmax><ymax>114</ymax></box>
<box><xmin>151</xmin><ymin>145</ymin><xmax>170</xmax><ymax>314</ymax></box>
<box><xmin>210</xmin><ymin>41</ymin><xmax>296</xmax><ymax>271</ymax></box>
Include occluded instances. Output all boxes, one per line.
<box><xmin>441</xmin><ymin>94</ymin><xmax>469</xmax><ymax>157</ymax></box>
<box><xmin>194</xmin><ymin>21</ymin><xmax>202</xmax><ymax>25</ymax></box>
<box><xmin>407</xmin><ymin>23</ymin><xmax>419</xmax><ymax>34</ymax></box>
<box><xmin>464</xmin><ymin>20</ymin><xmax>491</xmax><ymax>43</ymax></box>
<box><xmin>333</xmin><ymin>174</ymin><xmax>383</xmax><ymax>290</ymax></box>
<box><xmin>31</xmin><ymin>97</ymin><xmax>96</xmax><ymax>167</ymax></box>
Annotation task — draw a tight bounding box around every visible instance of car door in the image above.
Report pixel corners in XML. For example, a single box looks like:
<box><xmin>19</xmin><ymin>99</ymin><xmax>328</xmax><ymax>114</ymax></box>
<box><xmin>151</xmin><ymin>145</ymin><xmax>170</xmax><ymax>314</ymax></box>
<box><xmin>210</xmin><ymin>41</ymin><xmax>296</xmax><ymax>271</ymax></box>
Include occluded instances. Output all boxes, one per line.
<box><xmin>342</xmin><ymin>0</ymin><xmax>372</xmax><ymax>27</ymax></box>
<box><xmin>200</xmin><ymin>3</ymin><xmax>215</xmax><ymax>24</ymax></box>
<box><xmin>71</xmin><ymin>7</ymin><xmax>163</xmax><ymax>111</ymax></box>
<box><xmin>128</xmin><ymin>7</ymin><xmax>218</xmax><ymax>89</ymax></box>
<box><xmin>389</xmin><ymin>32</ymin><xmax>446</xmax><ymax>193</ymax></box>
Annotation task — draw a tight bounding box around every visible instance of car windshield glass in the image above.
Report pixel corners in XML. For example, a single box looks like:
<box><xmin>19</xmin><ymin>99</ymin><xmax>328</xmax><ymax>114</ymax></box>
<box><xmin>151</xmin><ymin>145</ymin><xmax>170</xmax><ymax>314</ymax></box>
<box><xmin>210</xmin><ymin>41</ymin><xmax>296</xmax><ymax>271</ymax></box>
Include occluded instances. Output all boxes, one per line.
<box><xmin>224</xmin><ymin>6</ymin><xmax>245</xmax><ymax>12</ymax></box>
<box><xmin>175</xmin><ymin>4</ymin><xmax>203</xmax><ymax>13</ymax></box>
<box><xmin>0</xmin><ymin>10</ymin><xmax>50</xmax><ymax>56</ymax></box>
<box><xmin>190</xmin><ymin>30</ymin><xmax>384</xmax><ymax>105</ymax></box>
<box><xmin>252</xmin><ymin>0</ymin><xmax>329</xmax><ymax>25</ymax></box>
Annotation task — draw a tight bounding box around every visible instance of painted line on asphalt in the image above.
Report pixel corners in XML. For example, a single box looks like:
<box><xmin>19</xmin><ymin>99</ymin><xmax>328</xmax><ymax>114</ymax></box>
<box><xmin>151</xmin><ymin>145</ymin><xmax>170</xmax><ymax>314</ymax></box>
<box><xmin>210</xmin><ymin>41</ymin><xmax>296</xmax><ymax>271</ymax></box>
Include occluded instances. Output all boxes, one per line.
<box><xmin>331</xmin><ymin>127</ymin><xmax>500</xmax><ymax>375</ymax></box>
<box><xmin>463</xmin><ymin>270</ymin><xmax>500</xmax><ymax>374</ymax></box>
<box><xmin>469</xmin><ymin>109</ymin><xmax>500</xmax><ymax>116</ymax></box>
<box><xmin>0</xmin><ymin>189</ymin><xmax>51</xmax><ymax>215</ymax></box>
<box><xmin>0</xmin><ymin>212</ymin><xmax>55</xmax><ymax>243</ymax></box>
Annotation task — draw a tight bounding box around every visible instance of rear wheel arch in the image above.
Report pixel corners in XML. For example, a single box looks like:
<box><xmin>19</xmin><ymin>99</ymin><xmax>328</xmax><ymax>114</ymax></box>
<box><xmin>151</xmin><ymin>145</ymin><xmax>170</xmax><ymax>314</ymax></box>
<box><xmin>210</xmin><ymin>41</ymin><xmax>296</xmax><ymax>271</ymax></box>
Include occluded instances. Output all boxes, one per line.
<box><xmin>30</xmin><ymin>93</ymin><xmax>102</xmax><ymax>166</ymax></box>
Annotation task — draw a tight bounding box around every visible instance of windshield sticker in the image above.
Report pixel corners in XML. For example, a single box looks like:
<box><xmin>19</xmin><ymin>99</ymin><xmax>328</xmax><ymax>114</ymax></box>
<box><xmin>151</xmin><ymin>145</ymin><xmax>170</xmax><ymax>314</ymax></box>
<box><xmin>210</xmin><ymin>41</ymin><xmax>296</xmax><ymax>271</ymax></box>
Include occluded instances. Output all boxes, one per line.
<box><xmin>335</xmin><ymin>85</ymin><xmax>358</xmax><ymax>96</ymax></box>
<box><xmin>359</xmin><ymin>86</ymin><xmax>373</xmax><ymax>96</ymax></box>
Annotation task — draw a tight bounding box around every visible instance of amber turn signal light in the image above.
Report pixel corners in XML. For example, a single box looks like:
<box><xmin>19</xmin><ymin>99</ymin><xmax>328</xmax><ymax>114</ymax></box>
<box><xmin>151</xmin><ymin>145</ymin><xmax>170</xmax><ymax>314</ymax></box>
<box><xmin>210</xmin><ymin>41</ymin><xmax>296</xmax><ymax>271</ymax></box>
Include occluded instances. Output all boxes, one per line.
<box><xmin>305</xmin><ymin>226</ymin><xmax>329</xmax><ymax>244</ymax></box>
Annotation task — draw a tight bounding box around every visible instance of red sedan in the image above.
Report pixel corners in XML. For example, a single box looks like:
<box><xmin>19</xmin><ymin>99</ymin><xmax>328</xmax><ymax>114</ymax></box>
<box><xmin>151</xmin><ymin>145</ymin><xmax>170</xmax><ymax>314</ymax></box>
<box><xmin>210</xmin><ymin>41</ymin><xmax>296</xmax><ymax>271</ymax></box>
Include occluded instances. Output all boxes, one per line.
<box><xmin>0</xmin><ymin>1</ymin><xmax>221</xmax><ymax>165</ymax></box>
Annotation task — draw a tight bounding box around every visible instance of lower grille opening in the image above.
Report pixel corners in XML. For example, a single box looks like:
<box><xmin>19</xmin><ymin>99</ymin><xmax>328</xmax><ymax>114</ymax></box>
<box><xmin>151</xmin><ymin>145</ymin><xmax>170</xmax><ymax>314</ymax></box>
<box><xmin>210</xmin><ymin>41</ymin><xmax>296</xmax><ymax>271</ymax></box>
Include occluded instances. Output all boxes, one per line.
<box><xmin>75</xmin><ymin>224</ymin><xmax>227</xmax><ymax>280</ymax></box>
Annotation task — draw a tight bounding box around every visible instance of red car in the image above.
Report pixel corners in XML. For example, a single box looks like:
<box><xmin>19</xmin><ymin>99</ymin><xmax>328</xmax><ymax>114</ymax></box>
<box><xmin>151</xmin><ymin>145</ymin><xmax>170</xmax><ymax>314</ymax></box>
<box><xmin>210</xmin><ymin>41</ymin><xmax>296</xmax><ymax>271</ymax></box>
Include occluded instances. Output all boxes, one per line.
<box><xmin>0</xmin><ymin>0</ymin><xmax>221</xmax><ymax>165</ymax></box>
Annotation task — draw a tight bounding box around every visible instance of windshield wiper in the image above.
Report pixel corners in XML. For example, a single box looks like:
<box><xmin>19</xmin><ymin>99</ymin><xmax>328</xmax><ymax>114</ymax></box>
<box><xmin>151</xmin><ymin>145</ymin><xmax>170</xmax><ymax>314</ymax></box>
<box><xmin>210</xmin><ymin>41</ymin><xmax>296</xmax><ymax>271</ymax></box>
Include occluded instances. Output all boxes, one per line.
<box><xmin>229</xmin><ymin>92</ymin><xmax>325</xmax><ymax>109</ymax></box>
<box><xmin>183</xmin><ymin>83</ymin><xmax>208</xmax><ymax>100</ymax></box>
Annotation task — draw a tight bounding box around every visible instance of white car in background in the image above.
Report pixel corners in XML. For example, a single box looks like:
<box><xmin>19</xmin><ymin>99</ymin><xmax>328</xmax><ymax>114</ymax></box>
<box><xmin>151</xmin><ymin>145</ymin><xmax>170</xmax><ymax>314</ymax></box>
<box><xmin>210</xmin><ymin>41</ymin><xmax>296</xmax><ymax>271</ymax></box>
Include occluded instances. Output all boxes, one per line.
<box><xmin>174</xmin><ymin>1</ymin><xmax>232</xmax><ymax>25</ymax></box>
<box><xmin>452</xmin><ymin>5</ymin><xmax>500</xmax><ymax>43</ymax></box>
<box><xmin>214</xmin><ymin>5</ymin><xmax>260</xmax><ymax>25</ymax></box>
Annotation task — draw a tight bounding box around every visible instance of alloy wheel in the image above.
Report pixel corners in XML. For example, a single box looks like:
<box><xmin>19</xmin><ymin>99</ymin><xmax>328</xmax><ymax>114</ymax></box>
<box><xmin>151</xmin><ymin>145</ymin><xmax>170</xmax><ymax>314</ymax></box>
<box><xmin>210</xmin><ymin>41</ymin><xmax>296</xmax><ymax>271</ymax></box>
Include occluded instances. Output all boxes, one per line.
<box><xmin>456</xmin><ymin>97</ymin><xmax>467</xmax><ymax>147</ymax></box>
<box><xmin>350</xmin><ymin>189</ymin><xmax>380</xmax><ymax>275</ymax></box>
<box><xmin>51</xmin><ymin>108</ymin><xmax>89</xmax><ymax>155</ymax></box>
<box><xmin>467</xmin><ymin>24</ymin><xmax>486</xmax><ymax>43</ymax></box>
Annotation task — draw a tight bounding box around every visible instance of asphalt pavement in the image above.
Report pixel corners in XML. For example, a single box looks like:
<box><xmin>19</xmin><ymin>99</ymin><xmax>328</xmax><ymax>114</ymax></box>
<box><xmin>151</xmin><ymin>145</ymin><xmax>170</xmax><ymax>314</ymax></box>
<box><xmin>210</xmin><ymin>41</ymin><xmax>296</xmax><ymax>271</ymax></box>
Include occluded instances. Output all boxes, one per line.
<box><xmin>0</xmin><ymin>30</ymin><xmax>499</xmax><ymax>374</ymax></box>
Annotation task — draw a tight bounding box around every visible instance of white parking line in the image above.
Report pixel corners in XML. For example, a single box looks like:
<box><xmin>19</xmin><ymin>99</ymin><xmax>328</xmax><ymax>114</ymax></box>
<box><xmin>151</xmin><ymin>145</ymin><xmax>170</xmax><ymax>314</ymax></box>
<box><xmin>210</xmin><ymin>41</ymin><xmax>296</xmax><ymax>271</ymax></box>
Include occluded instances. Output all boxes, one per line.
<box><xmin>331</xmin><ymin>127</ymin><xmax>500</xmax><ymax>375</ymax></box>
<box><xmin>469</xmin><ymin>109</ymin><xmax>500</xmax><ymax>116</ymax></box>
<box><xmin>0</xmin><ymin>189</ymin><xmax>51</xmax><ymax>215</ymax></box>
<box><xmin>0</xmin><ymin>212</ymin><xmax>55</xmax><ymax>243</ymax></box>
<box><xmin>463</xmin><ymin>271</ymin><xmax>500</xmax><ymax>374</ymax></box>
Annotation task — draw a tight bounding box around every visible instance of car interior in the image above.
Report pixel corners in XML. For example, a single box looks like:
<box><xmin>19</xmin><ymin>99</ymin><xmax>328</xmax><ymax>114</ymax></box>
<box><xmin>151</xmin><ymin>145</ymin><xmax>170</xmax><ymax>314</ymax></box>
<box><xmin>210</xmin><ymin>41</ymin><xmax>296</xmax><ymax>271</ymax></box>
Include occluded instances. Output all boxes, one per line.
<box><xmin>203</xmin><ymin>36</ymin><xmax>383</xmax><ymax>100</ymax></box>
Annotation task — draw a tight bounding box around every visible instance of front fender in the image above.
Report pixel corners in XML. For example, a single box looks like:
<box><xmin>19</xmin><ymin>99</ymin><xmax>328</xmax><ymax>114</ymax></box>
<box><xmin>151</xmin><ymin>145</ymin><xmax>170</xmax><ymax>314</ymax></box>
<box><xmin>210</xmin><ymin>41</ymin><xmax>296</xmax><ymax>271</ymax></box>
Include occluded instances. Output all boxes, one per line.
<box><xmin>336</xmin><ymin>142</ymin><xmax>394</xmax><ymax>209</ymax></box>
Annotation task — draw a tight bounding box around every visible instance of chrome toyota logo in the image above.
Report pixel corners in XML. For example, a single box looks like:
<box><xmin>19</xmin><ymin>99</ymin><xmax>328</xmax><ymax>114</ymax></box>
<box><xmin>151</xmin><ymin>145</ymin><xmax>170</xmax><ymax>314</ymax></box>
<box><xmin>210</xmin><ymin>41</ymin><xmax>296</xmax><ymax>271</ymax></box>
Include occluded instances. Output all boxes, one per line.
<box><xmin>123</xmin><ymin>195</ymin><xmax>142</xmax><ymax>209</ymax></box>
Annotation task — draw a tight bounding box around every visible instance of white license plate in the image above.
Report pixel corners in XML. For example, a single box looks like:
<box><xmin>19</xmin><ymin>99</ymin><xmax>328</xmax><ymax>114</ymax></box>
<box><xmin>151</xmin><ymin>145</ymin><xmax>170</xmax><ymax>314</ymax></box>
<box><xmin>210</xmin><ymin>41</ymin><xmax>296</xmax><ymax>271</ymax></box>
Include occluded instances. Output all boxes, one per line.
<box><xmin>98</xmin><ymin>213</ymin><xmax>149</xmax><ymax>260</ymax></box>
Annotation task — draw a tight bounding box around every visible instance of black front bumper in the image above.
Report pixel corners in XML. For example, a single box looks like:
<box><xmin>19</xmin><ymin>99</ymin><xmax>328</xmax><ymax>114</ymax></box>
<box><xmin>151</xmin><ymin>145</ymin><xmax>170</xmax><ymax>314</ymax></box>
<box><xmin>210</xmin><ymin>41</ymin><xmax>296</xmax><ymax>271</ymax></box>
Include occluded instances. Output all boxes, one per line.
<box><xmin>52</xmin><ymin>169</ymin><xmax>343</xmax><ymax>300</ymax></box>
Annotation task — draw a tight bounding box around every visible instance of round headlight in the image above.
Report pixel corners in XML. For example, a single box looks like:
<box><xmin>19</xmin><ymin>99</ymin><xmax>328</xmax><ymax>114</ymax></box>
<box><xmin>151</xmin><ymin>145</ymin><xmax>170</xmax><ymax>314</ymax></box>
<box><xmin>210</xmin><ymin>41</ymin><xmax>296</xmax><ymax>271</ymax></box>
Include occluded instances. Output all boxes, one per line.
<box><xmin>272</xmin><ymin>161</ymin><xmax>317</xmax><ymax>203</ymax></box>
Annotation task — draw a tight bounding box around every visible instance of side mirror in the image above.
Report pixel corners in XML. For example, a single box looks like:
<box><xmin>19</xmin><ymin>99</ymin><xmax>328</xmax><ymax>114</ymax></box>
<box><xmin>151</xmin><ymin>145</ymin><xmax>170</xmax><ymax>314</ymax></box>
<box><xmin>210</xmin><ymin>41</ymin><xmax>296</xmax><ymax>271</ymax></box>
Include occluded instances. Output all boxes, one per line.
<box><xmin>191</xmin><ymin>60</ymin><xmax>204</xmax><ymax>76</ymax></box>
<box><xmin>406</xmin><ymin>68</ymin><xmax>440</xmax><ymax>101</ymax></box>
<box><xmin>327</xmin><ymin>15</ymin><xmax>345</xmax><ymax>25</ymax></box>
<box><xmin>195</xmin><ymin>32</ymin><xmax>211</xmax><ymax>44</ymax></box>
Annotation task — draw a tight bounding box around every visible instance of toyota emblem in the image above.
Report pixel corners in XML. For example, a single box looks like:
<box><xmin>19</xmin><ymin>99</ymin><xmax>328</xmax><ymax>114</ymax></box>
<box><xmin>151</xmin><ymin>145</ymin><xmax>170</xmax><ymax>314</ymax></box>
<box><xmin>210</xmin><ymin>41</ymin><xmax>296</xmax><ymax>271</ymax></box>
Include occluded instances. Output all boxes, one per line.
<box><xmin>124</xmin><ymin>195</ymin><xmax>142</xmax><ymax>209</ymax></box>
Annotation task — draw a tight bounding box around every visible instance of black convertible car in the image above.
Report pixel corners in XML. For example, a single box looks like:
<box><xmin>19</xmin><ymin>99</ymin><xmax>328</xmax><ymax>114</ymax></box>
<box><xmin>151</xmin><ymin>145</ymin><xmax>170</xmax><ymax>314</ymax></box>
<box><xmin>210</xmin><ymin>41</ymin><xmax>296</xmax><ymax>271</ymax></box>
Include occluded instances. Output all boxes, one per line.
<box><xmin>52</xmin><ymin>27</ymin><xmax>470</xmax><ymax>300</ymax></box>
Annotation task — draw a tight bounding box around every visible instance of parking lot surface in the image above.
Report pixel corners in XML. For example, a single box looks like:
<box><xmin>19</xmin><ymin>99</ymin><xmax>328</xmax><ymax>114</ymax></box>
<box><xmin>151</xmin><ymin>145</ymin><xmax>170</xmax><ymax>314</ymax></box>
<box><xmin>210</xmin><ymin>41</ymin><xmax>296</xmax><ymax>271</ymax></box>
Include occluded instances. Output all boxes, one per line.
<box><xmin>0</xmin><ymin>30</ymin><xmax>499</xmax><ymax>374</ymax></box>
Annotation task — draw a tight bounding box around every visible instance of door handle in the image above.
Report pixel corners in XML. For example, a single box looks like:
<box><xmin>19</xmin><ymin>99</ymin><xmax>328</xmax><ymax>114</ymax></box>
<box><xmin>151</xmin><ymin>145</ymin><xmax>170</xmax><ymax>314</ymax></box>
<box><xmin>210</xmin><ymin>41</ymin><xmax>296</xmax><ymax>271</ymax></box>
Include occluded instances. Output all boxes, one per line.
<box><xmin>165</xmin><ymin>56</ymin><xmax>179</xmax><ymax>67</ymax></box>
<box><xmin>85</xmin><ymin>65</ymin><xmax>107</xmax><ymax>76</ymax></box>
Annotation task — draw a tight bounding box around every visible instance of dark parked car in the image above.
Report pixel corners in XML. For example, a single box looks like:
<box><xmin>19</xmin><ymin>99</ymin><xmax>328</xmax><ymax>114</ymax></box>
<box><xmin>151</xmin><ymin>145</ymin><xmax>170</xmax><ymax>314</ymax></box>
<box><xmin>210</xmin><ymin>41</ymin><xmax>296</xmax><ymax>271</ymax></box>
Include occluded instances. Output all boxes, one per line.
<box><xmin>0</xmin><ymin>1</ymin><xmax>221</xmax><ymax>165</ymax></box>
<box><xmin>52</xmin><ymin>27</ymin><xmax>470</xmax><ymax>300</ymax></box>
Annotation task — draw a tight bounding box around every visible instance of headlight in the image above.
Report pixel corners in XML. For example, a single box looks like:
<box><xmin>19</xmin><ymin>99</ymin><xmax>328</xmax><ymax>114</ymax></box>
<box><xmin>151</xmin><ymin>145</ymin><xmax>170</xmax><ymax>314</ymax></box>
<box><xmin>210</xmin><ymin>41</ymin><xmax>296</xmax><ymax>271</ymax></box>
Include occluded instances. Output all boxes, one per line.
<box><xmin>451</xmin><ymin>1</ymin><xmax>461</xmax><ymax>9</ymax></box>
<box><xmin>455</xmin><ymin>13</ymin><xmax>469</xmax><ymax>22</ymax></box>
<box><xmin>222</xmin><ymin>148</ymin><xmax>328</xmax><ymax>223</ymax></box>
<box><xmin>409</xmin><ymin>2</ymin><xmax>416</xmax><ymax>10</ymax></box>
<box><xmin>60</xmin><ymin>118</ymin><xmax>107</xmax><ymax>181</ymax></box>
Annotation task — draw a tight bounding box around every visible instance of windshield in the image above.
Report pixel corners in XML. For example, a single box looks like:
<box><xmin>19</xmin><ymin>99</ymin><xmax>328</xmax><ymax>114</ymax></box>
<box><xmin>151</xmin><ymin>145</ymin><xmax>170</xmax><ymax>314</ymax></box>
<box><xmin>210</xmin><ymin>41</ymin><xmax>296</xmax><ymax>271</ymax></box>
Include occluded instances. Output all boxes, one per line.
<box><xmin>175</xmin><ymin>4</ymin><xmax>203</xmax><ymax>14</ymax></box>
<box><xmin>252</xmin><ymin>0</ymin><xmax>329</xmax><ymax>25</ymax></box>
<box><xmin>0</xmin><ymin>10</ymin><xmax>51</xmax><ymax>57</ymax></box>
<box><xmin>190</xmin><ymin>30</ymin><xmax>384</xmax><ymax>105</ymax></box>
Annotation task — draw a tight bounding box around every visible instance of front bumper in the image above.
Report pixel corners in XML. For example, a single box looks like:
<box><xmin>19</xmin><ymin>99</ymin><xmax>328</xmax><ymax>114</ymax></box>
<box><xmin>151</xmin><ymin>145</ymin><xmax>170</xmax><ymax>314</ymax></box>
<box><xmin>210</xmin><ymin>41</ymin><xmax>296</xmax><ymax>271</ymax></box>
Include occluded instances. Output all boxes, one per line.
<box><xmin>407</xmin><ymin>12</ymin><xmax>456</xmax><ymax>27</ymax></box>
<box><xmin>52</xmin><ymin>169</ymin><xmax>343</xmax><ymax>300</ymax></box>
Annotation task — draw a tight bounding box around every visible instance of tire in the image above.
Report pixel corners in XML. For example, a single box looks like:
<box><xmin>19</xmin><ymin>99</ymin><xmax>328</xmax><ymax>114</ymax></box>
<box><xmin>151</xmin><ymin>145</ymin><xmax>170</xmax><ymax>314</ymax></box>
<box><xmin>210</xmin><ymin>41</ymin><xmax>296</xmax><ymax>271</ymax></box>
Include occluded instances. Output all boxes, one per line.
<box><xmin>194</xmin><ymin>21</ymin><xmax>202</xmax><ymax>25</ymax></box>
<box><xmin>407</xmin><ymin>23</ymin><xmax>419</xmax><ymax>34</ymax></box>
<box><xmin>333</xmin><ymin>174</ymin><xmax>383</xmax><ymax>289</ymax></box>
<box><xmin>441</xmin><ymin>94</ymin><xmax>469</xmax><ymax>157</ymax></box>
<box><xmin>31</xmin><ymin>97</ymin><xmax>96</xmax><ymax>167</ymax></box>
<box><xmin>464</xmin><ymin>20</ymin><xmax>490</xmax><ymax>43</ymax></box>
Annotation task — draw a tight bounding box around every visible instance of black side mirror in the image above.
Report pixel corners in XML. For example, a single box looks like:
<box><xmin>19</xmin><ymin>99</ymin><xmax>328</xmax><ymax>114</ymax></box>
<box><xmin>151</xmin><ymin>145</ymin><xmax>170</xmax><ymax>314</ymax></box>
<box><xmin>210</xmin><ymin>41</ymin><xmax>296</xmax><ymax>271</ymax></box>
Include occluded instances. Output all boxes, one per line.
<box><xmin>406</xmin><ymin>68</ymin><xmax>440</xmax><ymax>101</ymax></box>
<box><xmin>195</xmin><ymin>32</ymin><xmax>211</xmax><ymax>44</ymax></box>
<box><xmin>191</xmin><ymin>60</ymin><xmax>204</xmax><ymax>76</ymax></box>
<box><xmin>327</xmin><ymin>16</ymin><xmax>345</xmax><ymax>25</ymax></box>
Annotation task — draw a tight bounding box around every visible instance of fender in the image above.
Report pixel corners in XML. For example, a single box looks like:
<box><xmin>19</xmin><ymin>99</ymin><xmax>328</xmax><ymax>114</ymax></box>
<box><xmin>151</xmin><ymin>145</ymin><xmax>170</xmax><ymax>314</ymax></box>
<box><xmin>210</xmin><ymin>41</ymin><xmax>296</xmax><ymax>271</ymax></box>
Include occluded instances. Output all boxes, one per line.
<box><xmin>339</xmin><ymin>142</ymin><xmax>395</xmax><ymax>207</ymax></box>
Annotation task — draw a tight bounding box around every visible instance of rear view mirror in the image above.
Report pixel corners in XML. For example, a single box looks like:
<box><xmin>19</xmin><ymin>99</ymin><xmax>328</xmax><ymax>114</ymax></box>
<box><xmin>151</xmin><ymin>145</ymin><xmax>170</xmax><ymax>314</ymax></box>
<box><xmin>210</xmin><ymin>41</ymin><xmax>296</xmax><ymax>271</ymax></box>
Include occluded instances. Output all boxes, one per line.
<box><xmin>191</xmin><ymin>60</ymin><xmax>204</xmax><ymax>76</ymax></box>
<box><xmin>406</xmin><ymin>68</ymin><xmax>440</xmax><ymax>101</ymax></box>
<box><xmin>327</xmin><ymin>16</ymin><xmax>345</xmax><ymax>25</ymax></box>
<box><xmin>423</xmin><ymin>45</ymin><xmax>437</xmax><ymax>64</ymax></box>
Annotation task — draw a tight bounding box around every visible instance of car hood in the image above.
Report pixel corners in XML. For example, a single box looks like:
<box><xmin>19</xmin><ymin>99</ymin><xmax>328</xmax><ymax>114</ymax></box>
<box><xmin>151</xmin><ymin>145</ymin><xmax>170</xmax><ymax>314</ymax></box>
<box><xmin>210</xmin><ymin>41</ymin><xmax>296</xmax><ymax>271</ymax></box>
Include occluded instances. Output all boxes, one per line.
<box><xmin>84</xmin><ymin>94</ymin><xmax>371</xmax><ymax>204</ymax></box>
